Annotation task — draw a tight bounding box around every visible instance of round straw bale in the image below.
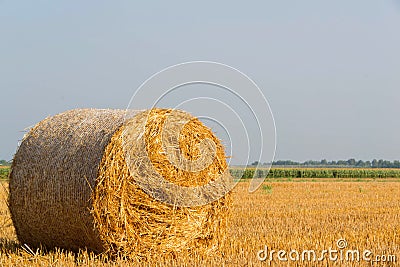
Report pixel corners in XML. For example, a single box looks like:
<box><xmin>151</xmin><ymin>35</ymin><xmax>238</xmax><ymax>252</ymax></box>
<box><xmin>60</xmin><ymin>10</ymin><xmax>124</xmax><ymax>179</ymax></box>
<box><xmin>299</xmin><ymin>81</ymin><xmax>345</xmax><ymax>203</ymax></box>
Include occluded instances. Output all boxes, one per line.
<box><xmin>9</xmin><ymin>108</ymin><xmax>232</xmax><ymax>258</ymax></box>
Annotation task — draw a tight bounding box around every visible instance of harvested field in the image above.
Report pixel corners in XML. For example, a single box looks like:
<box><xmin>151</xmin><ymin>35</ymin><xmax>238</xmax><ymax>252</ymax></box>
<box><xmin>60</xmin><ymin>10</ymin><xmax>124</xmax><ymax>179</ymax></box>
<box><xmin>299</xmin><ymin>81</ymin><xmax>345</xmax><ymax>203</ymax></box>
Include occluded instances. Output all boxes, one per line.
<box><xmin>1</xmin><ymin>180</ymin><xmax>399</xmax><ymax>266</ymax></box>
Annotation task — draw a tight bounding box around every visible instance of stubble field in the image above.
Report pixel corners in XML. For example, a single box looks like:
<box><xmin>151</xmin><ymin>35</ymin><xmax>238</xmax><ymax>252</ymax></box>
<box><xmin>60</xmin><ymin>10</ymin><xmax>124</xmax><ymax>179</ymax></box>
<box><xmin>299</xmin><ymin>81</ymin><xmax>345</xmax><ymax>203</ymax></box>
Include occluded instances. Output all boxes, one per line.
<box><xmin>0</xmin><ymin>179</ymin><xmax>399</xmax><ymax>266</ymax></box>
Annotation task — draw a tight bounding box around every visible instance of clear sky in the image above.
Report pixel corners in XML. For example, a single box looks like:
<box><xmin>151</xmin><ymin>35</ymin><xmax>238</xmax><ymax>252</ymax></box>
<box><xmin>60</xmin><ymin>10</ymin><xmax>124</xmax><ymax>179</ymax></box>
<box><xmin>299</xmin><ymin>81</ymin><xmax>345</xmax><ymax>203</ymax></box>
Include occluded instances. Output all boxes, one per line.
<box><xmin>1</xmin><ymin>1</ymin><xmax>399</xmax><ymax>164</ymax></box>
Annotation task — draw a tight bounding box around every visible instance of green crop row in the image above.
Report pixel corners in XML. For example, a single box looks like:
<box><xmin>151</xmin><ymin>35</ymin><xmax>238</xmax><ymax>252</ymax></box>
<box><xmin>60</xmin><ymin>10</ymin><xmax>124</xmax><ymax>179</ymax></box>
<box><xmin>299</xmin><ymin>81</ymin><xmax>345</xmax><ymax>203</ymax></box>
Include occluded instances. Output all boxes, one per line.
<box><xmin>1</xmin><ymin>166</ymin><xmax>399</xmax><ymax>180</ymax></box>
<box><xmin>229</xmin><ymin>168</ymin><xmax>400</xmax><ymax>179</ymax></box>
<box><xmin>0</xmin><ymin>168</ymin><xmax>10</xmax><ymax>180</ymax></box>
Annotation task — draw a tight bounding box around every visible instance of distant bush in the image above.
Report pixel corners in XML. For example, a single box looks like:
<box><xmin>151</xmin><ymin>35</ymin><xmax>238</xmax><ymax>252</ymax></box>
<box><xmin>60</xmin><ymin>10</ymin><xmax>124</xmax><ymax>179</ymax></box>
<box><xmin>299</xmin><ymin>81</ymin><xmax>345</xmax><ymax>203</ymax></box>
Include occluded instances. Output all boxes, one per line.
<box><xmin>0</xmin><ymin>167</ymin><xmax>10</xmax><ymax>180</ymax></box>
<box><xmin>0</xmin><ymin>160</ymin><xmax>11</xmax><ymax>166</ymax></box>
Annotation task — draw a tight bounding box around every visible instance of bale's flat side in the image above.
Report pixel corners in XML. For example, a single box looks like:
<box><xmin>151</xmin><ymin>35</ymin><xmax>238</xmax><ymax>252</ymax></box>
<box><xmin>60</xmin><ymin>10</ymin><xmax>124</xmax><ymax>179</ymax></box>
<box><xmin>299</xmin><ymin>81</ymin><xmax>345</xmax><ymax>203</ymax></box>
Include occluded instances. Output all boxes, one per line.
<box><xmin>9</xmin><ymin>109</ymin><xmax>130</xmax><ymax>252</ymax></box>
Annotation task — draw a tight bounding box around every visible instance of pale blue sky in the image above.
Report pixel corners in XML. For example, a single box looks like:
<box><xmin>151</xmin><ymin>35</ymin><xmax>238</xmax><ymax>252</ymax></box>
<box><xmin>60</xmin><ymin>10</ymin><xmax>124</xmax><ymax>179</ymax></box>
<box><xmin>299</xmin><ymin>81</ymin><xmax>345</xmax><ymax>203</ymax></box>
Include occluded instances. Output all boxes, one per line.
<box><xmin>1</xmin><ymin>1</ymin><xmax>399</xmax><ymax>164</ymax></box>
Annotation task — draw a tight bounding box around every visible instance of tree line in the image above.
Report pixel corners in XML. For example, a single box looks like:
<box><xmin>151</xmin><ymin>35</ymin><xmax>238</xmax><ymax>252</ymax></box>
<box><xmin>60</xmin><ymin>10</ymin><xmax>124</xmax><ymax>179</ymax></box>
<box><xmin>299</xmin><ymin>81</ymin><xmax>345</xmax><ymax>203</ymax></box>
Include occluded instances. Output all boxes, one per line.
<box><xmin>0</xmin><ymin>160</ymin><xmax>10</xmax><ymax>166</ymax></box>
<box><xmin>251</xmin><ymin>159</ymin><xmax>400</xmax><ymax>168</ymax></box>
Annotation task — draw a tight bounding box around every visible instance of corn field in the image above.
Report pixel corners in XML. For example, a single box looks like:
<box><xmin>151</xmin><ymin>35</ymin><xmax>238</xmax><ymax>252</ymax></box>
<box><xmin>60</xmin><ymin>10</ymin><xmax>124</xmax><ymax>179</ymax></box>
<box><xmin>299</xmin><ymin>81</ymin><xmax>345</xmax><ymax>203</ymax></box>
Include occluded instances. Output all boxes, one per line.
<box><xmin>0</xmin><ymin>168</ymin><xmax>9</xmax><ymax>180</ymax></box>
<box><xmin>230</xmin><ymin>167</ymin><xmax>400</xmax><ymax>179</ymax></box>
<box><xmin>3</xmin><ymin>167</ymin><xmax>400</xmax><ymax>181</ymax></box>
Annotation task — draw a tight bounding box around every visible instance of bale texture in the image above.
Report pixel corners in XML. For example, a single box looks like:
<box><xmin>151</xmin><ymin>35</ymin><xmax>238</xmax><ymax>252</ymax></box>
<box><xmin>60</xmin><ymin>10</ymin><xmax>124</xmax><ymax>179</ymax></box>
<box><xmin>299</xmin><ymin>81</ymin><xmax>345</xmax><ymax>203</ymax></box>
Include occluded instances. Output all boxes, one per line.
<box><xmin>9</xmin><ymin>108</ymin><xmax>231</xmax><ymax>258</ymax></box>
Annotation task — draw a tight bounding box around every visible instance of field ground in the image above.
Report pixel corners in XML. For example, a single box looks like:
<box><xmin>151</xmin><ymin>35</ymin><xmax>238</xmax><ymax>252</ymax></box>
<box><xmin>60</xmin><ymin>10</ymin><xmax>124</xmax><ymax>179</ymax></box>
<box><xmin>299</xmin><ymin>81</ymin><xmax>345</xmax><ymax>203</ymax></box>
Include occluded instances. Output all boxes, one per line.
<box><xmin>0</xmin><ymin>180</ymin><xmax>399</xmax><ymax>266</ymax></box>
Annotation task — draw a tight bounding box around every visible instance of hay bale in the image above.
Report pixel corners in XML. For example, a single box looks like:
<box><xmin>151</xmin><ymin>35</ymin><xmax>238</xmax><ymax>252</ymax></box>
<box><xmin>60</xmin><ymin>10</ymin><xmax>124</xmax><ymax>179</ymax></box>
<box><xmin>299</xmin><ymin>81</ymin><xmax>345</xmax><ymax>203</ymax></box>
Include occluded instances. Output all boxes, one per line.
<box><xmin>9</xmin><ymin>108</ymin><xmax>231</xmax><ymax>258</ymax></box>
